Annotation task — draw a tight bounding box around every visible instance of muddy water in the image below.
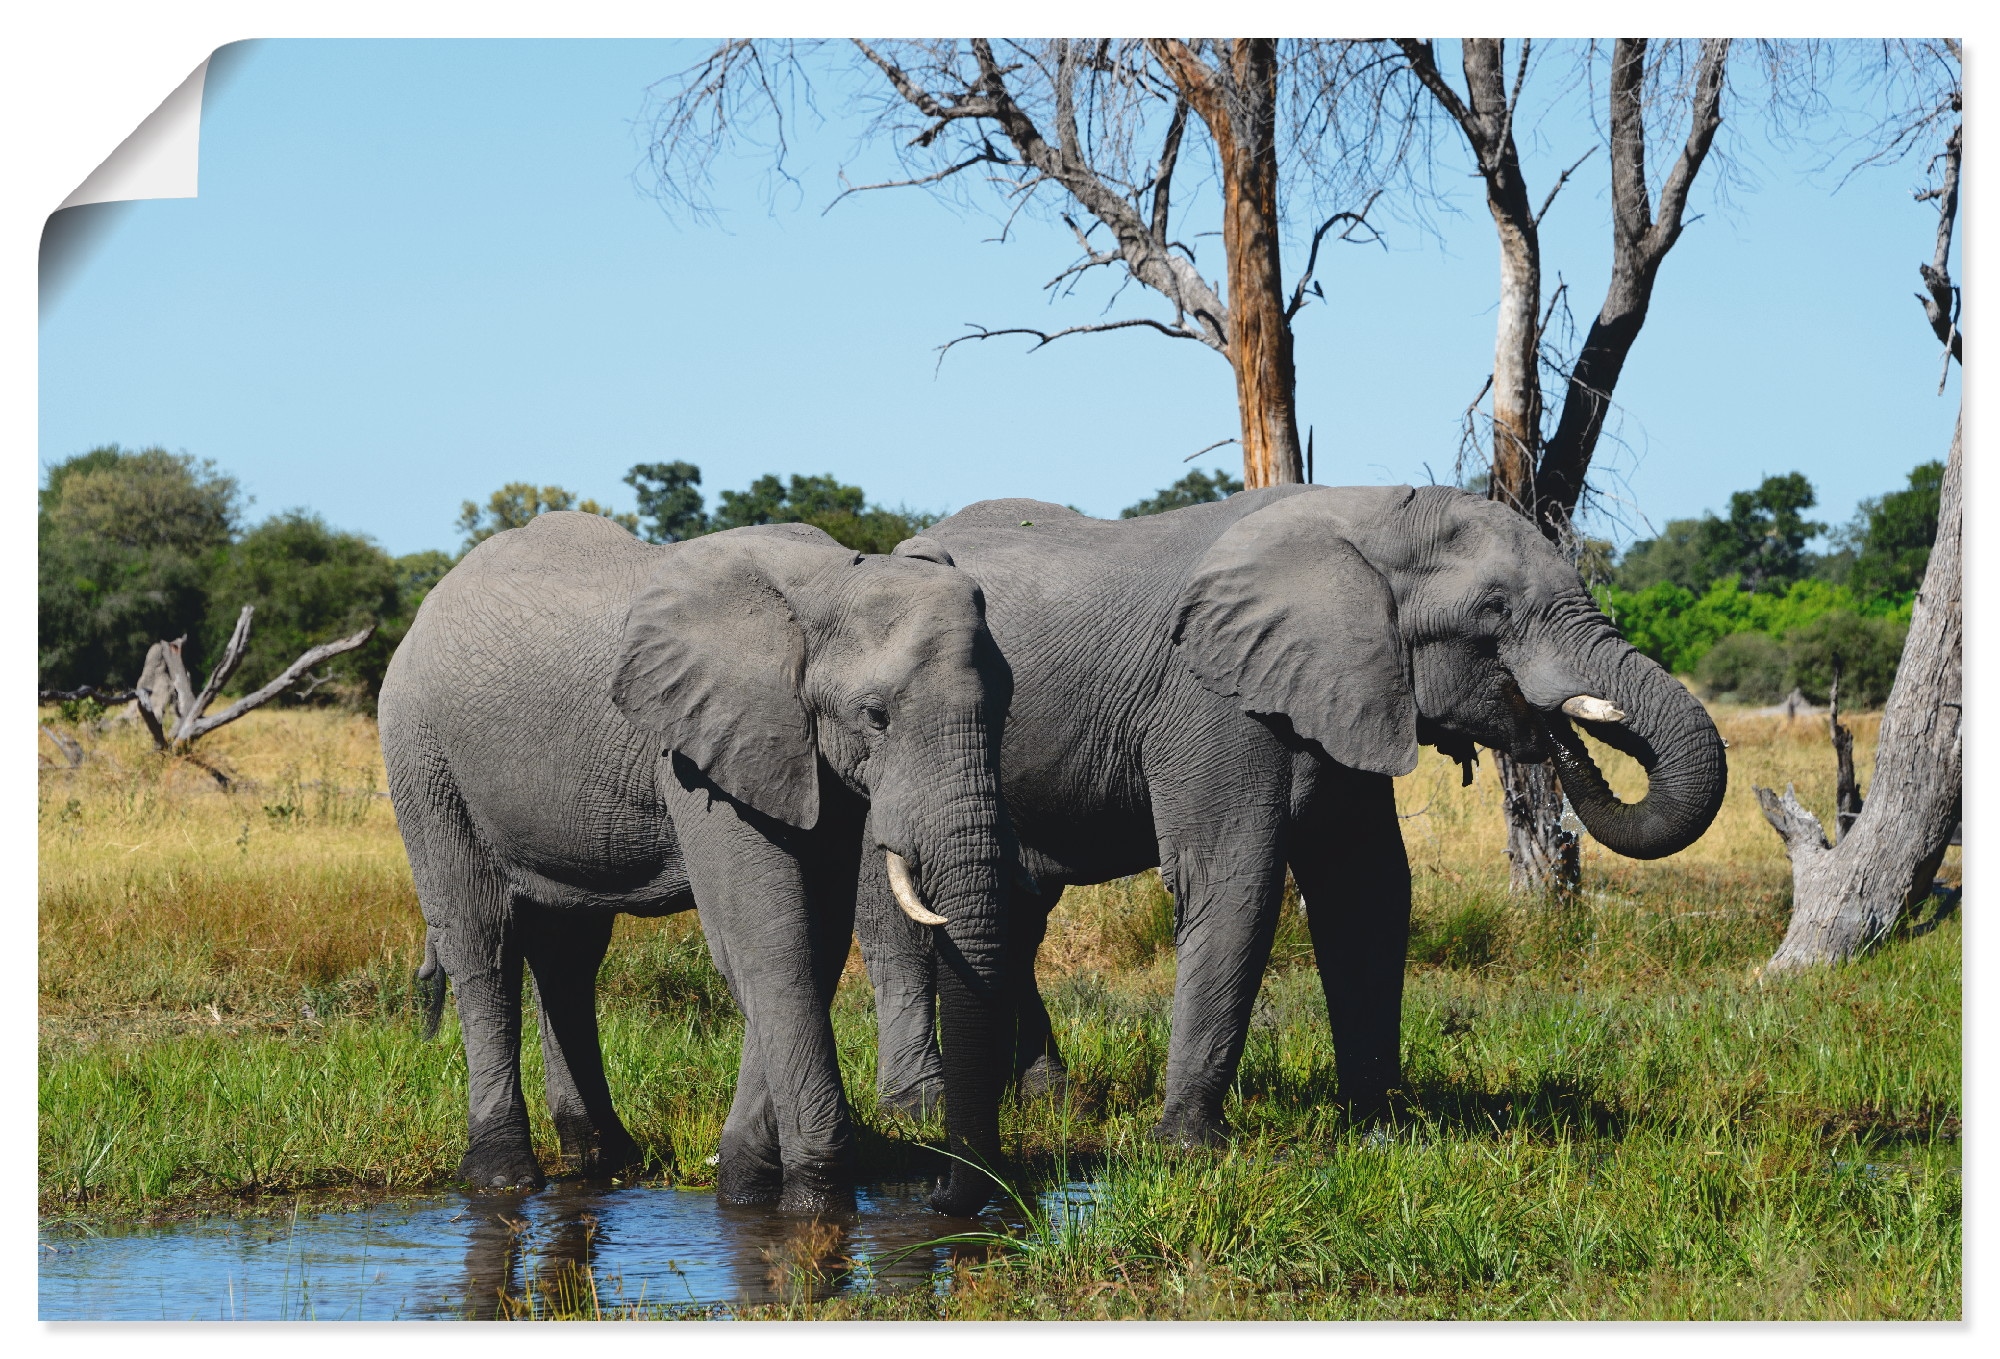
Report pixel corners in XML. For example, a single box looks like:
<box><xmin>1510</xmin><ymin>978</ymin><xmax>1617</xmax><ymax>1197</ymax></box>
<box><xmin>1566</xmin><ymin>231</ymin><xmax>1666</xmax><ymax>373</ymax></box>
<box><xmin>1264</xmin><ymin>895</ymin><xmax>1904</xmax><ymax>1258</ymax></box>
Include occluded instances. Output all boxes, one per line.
<box><xmin>40</xmin><ymin>1180</ymin><xmax>1094</xmax><ymax>1320</ymax></box>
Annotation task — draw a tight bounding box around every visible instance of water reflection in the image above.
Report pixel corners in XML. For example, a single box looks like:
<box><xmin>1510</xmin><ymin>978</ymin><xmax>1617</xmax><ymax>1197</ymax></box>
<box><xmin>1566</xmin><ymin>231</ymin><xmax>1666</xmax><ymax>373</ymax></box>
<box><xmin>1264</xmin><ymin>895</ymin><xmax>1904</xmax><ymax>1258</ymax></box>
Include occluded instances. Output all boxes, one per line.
<box><xmin>39</xmin><ymin>1179</ymin><xmax>1093</xmax><ymax>1320</ymax></box>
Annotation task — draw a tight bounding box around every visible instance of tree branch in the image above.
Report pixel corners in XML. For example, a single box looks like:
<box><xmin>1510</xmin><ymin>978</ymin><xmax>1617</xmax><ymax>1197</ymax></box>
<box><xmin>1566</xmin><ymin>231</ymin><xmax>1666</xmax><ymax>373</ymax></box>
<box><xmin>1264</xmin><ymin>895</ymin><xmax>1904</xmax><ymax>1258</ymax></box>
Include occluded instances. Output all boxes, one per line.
<box><xmin>178</xmin><ymin>625</ymin><xmax>376</xmax><ymax>744</ymax></box>
<box><xmin>935</xmin><ymin>317</ymin><xmax>1210</xmax><ymax>369</ymax></box>
<box><xmin>161</xmin><ymin>636</ymin><xmax>198</xmax><ymax>730</ymax></box>
<box><xmin>1393</xmin><ymin>39</ymin><xmax>1474</xmax><ymax>134</ymax></box>
<box><xmin>1642</xmin><ymin>39</ymin><xmax>1730</xmax><ymax>267</ymax></box>
<box><xmin>179</xmin><ymin>605</ymin><xmax>254</xmax><ymax>742</ymax></box>
<box><xmin>824</xmin><ymin>146</ymin><xmax>1011</xmax><ymax>212</ymax></box>
<box><xmin>1285</xmin><ymin>192</ymin><xmax>1385</xmax><ymax>321</ymax></box>
<box><xmin>1533</xmin><ymin>145</ymin><xmax>1598</xmax><ymax>228</ymax></box>
<box><xmin>1150</xmin><ymin>95</ymin><xmax>1189</xmax><ymax>243</ymax></box>
<box><xmin>1917</xmin><ymin>118</ymin><xmax>1962</xmax><ymax>371</ymax></box>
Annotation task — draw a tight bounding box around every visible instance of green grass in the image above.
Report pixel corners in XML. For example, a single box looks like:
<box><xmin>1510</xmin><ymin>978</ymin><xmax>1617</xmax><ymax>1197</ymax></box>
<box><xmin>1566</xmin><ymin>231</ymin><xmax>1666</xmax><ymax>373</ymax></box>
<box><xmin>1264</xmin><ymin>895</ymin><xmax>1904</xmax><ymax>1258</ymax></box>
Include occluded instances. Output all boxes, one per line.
<box><xmin>38</xmin><ymin>706</ymin><xmax>1961</xmax><ymax>1318</ymax></box>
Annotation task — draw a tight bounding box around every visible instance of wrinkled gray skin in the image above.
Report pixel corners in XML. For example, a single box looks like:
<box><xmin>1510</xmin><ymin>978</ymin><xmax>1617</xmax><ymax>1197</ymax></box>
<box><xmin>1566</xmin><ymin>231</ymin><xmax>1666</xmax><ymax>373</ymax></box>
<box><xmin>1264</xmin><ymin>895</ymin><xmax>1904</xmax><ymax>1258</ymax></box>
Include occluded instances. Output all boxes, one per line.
<box><xmin>861</xmin><ymin>486</ymin><xmax>1728</xmax><ymax>1140</ymax></box>
<box><xmin>380</xmin><ymin>513</ymin><xmax>1013</xmax><ymax>1215</ymax></box>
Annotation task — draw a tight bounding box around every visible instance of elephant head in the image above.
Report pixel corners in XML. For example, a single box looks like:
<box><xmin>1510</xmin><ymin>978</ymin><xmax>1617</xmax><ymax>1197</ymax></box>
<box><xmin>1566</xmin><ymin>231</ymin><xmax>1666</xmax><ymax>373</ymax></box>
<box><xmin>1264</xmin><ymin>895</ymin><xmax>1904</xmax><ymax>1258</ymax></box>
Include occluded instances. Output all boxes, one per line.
<box><xmin>1175</xmin><ymin>485</ymin><xmax>1726</xmax><ymax>860</ymax></box>
<box><xmin>609</xmin><ymin>522</ymin><xmax>1012</xmax><ymax>1210</ymax></box>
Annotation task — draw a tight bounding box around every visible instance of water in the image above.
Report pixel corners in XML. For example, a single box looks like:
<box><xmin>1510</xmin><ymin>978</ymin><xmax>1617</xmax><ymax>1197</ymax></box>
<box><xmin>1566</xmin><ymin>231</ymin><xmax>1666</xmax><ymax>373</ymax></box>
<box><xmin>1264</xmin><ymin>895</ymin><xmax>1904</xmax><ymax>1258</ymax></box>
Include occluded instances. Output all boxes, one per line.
<box><xmin>40</xmin><ymin>1180</ymin><xmax>1096</xmax><ymax>1320</ymax></box>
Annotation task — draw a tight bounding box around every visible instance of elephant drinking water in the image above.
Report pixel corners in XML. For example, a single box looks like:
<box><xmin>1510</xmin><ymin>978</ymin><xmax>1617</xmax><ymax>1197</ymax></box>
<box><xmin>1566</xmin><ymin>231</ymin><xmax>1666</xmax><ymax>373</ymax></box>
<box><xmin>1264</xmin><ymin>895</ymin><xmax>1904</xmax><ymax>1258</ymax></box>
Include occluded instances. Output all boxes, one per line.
<box><xmin>380</xmin><ymin>513</ymin><xmax>1015</xmax><ymax>1214</ymax></box>
<box><xmin>859</xmin><ymin>485</ymin><xmax>1728</xmax><ymax>1142</ymax></box>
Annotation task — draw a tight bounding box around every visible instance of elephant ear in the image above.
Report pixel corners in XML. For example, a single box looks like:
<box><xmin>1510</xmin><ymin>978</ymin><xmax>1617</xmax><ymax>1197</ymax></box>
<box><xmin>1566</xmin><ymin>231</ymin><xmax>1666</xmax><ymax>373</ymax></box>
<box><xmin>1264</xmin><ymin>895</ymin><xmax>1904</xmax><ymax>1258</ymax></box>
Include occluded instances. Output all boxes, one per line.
<box><xmin>1173</xmin><ymin>494</ymin><xmax>1419</xmax><ymax>776</ymax></box>
<box><xmin>612</xmin><ymin>525</ymin><xmax>859</xmax><ymax>828</ymax></box>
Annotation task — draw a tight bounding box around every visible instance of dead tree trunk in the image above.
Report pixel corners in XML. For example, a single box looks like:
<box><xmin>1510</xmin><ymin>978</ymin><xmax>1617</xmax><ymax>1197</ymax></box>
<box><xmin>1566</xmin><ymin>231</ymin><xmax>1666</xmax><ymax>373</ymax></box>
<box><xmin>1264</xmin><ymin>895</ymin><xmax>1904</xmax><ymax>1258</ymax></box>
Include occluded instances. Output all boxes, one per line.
<box><xmin>128</xmin><ymin>606</ymin><xmax>376</xmax><ymax>778</ymax></box>
<box><xmin>1758</xmin><ymin>416</ymin><xmax>1962</xmax><ymax>969</ymax></box>
<box><xmin>1151</xmin><ymin>39</ymin><xmax>1304</xmax><ymax>488</ymax></box>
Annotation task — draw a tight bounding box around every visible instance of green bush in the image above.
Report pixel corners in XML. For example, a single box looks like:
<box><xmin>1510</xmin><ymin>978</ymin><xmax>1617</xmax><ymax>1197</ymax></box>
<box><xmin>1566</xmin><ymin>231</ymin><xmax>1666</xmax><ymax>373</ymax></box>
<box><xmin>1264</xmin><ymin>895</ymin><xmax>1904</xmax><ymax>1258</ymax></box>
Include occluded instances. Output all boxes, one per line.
<box><xmin>1693</xmin><ymin>632</ymin><xmax>1790</xmax><ymax>704</ymax></box>
<box><xmin>1785</xmin><ymin>611</ymin><xmax>1909</xmax><ymax>708</ymax></box>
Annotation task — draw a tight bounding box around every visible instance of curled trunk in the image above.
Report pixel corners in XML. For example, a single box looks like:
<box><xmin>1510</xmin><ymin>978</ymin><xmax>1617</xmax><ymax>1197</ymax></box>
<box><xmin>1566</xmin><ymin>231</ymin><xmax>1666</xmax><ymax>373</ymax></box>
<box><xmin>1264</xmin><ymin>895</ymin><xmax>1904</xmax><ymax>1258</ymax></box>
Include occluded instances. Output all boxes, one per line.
<box><xmin>1544</xmin><ymin>635</ymin><xmax>1729</xmax><ymax>860</ymax></box>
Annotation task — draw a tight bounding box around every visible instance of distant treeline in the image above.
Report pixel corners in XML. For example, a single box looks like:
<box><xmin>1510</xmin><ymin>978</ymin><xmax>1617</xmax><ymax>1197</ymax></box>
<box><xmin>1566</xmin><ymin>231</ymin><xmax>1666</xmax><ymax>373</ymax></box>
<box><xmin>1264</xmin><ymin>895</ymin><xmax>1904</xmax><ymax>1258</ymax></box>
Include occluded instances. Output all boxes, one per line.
<box><xmin>1595</xmin><ymin>465</ymin><xmax>1941</xmax><ymax>707</ymax></box>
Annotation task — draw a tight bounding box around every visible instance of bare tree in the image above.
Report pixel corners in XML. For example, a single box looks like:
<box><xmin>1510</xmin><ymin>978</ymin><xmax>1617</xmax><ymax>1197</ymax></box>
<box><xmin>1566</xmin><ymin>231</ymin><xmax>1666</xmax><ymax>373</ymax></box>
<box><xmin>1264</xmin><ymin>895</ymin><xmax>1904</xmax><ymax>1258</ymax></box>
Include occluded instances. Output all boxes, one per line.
<box><xmin>144</xmin><ymin>607</ymin><xmax>375</xmax><ymax>754</ymax></box>
<box><xmin>1378</xmin><ymin>38</ymin><xmax>1730</xmax><ymax>894</ymax></box>
<box><xmin>1756</xmin><ymin>41</ymin><xmax>1961</xmax><ymax>970</ymax></box>
<box><xmin>647</xmin><ymin>40</ymin><xmax>1386</xmax><ymax>489</ymax></box>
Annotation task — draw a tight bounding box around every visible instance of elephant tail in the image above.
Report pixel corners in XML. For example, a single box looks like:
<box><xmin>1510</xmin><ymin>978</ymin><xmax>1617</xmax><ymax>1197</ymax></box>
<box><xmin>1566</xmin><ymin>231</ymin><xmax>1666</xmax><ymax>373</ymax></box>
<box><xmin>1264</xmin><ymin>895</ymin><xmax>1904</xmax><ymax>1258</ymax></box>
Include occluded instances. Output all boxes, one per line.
<box><xmin>415</xmin><ymin>933</ymin><xmax>448</xmax><ymax>1041</ymax></box>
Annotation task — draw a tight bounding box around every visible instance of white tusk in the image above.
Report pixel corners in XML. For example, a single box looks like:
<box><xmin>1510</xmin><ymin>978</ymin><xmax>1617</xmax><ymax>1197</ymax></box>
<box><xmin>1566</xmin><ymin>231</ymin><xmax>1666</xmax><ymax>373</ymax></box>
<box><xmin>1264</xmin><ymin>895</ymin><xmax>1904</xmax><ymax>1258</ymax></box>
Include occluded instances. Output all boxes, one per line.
<box><xmin>1561</xmin><ymin>695</ymin><xmax>1626</xmax><ymax>724</ymax></box>
<box><xmin>886</xmin><ymin>851</ymin><xmax>949</xmax><ymax>926</ymax></box>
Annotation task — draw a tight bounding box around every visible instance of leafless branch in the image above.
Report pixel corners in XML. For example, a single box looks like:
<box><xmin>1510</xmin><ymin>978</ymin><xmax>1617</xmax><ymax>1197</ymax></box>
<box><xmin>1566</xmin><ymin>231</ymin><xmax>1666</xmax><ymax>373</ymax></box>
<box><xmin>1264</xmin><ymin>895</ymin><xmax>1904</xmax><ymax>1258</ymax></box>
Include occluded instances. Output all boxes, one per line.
<box><xmin>936</xmin><ymin>317</ymin><xmax>1209</xmax><ymax>370</ymax></box>
<box><xmin>824</xmin><ymin>145</ymin><xmax>1012</xmax><ymax>212</ymax></box>
<box><xmin>1285</xmin><ymin>191</ymin><xmax>1385</xmax><ymax>321</ymax></box>
<box><xmin>38</xmin><ymin>685</ymin><xmax>138</xmax><ymax>704</ymax></box>
<box><xmin>1533</xmin><ymin>145</ymin><xmax>1597</xmax><ymax>227</ymax></box>
<box><xmin>41</xmin><ymin>726</ymin><xmax>85</xmax><ymax>769</ymax></box>
<box><xmin>178</xmin><ymin>624</ymin><xmax>376</xmax><ymax>744</ymax></box>
<box><xmin>1916</xmin><ymin>119</ymin><xmax>1962</xmax><ymax>379</ymax></box>
<box><xmin>181</xmin><ymin>606</ymin><xmax>253</xmax><ymax>741</ymax></box>
<box><xmin>1184</xmin><ymin>437</ymin><xmax>1239</xmax><ymax>463</ymax></box>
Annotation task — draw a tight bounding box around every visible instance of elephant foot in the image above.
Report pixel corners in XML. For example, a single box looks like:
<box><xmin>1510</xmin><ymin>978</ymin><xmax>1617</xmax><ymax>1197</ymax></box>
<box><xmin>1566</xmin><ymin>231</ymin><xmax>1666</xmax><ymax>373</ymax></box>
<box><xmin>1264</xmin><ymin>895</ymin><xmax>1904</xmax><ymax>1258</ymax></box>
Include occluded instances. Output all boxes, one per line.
<box><xmin>1339</xmin><ymin>1084</ymin><xmax>1399</xmax><ymax>1128</ymax></box>
<box><xmin>777</xmin><ymin>1173</ymin><xmax>857</xmax><ymax>1217</ymax></box>
<box><xmin>878</xmin><ymin>1078</ymin><xmax>944</xmax><ymax>1121</ymax></box>
<box><xmin>459</xmin><ymin>1143</ymin><xmax>545</xmax><ymax>1192</ymax></box>
<box><xmin>1016</xmin><ymin>1055</ymin><xmax>1069</xmax><ymax>1103</ymax></box>
<box><xmin>1150</xmin><ymin>1106</ymin><xmax>1227</xmax><ymax>1149</ymax></box>
<box><xmin>716</xmin><ymin>1156</ymin><xmax>784</xmax><ymax>1206</ymax></box>
<box><xmin>929</xmin><ymin>1166</ymin><xmax>998</xmax><ymax>1218</ymax></box>
<box><xmin>557</xmin><ymin>1123</ymin><xmax>645</xmax><ymax>1181</ymax></box>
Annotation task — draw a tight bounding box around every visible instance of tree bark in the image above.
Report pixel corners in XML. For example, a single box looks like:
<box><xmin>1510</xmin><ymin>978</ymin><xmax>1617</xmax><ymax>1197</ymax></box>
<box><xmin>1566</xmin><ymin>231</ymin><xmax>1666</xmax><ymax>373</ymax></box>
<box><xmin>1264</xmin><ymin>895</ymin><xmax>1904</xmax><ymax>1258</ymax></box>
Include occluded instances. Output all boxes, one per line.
<box><xmin>1759</xmin><ymin>415</ymin><xmax>1962</xmax><ymax>970</ymax></box>
<box><xmin>1152</xmin><ymin>39</ymin><xmax>1303</xmax><ymax>488</ymax></box>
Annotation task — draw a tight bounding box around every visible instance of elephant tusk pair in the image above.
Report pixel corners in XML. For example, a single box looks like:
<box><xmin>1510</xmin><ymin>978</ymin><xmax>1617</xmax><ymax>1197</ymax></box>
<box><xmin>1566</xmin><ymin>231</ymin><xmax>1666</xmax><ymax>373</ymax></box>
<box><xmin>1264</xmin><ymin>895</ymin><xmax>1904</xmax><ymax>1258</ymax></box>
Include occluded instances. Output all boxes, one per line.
<box><xmin>886</xmin><ymin>851</ymin><xmax>949</xmax><ymax>926</ymax></box>
<box><xmin>1561</xmin><ymin>695</ymin><xmax>1627</xmax><ymax>724</ymax></box>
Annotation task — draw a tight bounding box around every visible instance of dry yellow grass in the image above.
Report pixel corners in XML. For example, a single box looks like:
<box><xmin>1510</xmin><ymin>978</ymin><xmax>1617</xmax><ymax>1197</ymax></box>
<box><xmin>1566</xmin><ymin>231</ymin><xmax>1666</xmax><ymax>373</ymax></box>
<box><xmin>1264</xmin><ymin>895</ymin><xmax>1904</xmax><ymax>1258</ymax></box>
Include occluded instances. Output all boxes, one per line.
<box><xmin>40</xmin><ymin>697</ymin><xmax>1948</xmax><ymax>1048</ymax></box>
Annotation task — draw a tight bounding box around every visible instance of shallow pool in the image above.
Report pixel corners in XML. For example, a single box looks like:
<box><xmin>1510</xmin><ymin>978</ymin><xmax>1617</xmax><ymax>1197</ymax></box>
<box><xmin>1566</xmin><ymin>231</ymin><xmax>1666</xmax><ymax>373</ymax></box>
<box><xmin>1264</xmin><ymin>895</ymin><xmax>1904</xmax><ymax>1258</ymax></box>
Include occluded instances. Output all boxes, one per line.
<box><xmin>40</xmin><ymin>1179</ymin><xmax>1091</xmax><ymax>1320</ymax></box>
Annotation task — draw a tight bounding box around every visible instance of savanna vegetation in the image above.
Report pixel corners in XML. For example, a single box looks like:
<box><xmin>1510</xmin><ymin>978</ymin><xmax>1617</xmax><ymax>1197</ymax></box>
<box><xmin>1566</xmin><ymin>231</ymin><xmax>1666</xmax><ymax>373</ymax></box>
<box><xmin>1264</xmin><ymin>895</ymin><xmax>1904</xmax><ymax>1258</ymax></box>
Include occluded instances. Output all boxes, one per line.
<box><xmin>37</xmin><ymin>700</ymin><xmax>1960</xmax><ymax>1319</ymax></box>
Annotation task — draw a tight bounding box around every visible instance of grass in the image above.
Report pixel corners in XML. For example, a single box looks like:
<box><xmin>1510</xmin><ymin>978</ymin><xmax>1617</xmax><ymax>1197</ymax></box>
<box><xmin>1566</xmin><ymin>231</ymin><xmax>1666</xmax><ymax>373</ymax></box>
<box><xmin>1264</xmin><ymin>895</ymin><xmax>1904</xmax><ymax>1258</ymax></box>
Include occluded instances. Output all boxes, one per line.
<box><xmin>37</xmin><ymin>700</ymin><xmax>1960</xmax><ymax>1318</ymax></box>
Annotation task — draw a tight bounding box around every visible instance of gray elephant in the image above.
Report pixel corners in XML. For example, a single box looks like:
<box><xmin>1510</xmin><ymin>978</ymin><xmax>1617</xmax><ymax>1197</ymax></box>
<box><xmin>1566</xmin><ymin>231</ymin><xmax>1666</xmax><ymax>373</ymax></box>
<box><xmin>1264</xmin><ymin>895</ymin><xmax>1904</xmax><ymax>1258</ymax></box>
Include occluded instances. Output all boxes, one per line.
<box><xmin>380</xmin><ymin>512</ymin><xmax>1014</xmax><ymax>1215</ymax></box>
<box><xmin>859</xmin><ymin>485</ymin><xmax>1728</xmax><ymax>1142</ymax></box>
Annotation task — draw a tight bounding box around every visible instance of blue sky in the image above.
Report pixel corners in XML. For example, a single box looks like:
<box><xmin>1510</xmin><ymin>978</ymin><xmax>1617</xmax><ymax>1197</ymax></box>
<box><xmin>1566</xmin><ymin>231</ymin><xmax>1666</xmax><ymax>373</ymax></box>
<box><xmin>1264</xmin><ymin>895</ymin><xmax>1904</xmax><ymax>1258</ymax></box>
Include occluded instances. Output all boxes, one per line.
<box><xmin>39</xmin><ymin>39</ymin><xmax>1961</xmax><ymax>558</ymax></box>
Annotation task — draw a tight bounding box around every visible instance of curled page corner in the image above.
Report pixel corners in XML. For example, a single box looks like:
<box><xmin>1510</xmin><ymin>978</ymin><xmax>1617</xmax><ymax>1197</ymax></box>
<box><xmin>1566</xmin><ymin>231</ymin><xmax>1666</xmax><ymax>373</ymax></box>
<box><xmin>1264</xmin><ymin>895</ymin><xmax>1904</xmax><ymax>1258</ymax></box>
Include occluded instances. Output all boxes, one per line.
<box><xmin>58</xmin><ymin>56</ymin><xmax>212</xmax><ymax>209</ymax></box>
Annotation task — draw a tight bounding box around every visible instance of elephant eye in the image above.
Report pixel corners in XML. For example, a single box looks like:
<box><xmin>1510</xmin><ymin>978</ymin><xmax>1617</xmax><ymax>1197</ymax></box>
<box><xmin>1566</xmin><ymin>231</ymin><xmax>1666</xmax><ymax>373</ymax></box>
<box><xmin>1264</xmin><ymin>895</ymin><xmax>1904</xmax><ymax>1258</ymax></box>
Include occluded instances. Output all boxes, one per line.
<box><xmin>1481</xmin><ymin>595</ymin><xmax>1509</xmax><ymax>619</ymax></box>
<box><xmin>861</xmin><ymin>700</ymin><xmax>890</xmax><ymax>732</ymax></box>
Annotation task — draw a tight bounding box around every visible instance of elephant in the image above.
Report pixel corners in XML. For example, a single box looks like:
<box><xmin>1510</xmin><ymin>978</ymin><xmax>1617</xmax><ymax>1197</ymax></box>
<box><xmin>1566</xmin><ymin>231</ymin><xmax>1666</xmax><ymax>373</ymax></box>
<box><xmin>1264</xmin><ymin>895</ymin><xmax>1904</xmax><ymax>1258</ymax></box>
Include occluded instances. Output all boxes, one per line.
<box><xmin>857</xmin><ymin>484</ymin><xmax>1728</xmax><ymax>1143</ymax></box>
<box><xmin>379</xmin><ymin>511</ymin><xmax>1015</xmax><ymax>1215</ymax></box>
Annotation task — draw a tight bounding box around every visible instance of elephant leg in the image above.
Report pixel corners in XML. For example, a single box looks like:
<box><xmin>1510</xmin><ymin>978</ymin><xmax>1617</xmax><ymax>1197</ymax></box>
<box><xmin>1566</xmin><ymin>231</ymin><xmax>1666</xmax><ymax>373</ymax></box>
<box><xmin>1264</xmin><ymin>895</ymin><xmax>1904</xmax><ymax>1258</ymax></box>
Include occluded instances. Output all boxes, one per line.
<box><xmin>853</xmin><ymin>839</ymin><xmax>943</xmax><ymax>1118</ymax></box>
<box><xmin>663</xmin><ymin>776</ymin><xmax>855</xmax><ymax>1213</ymax></box>
<box><xmin>1289</xmin><ymin>772</ymin><xmax>1411</xmax><ymax>1122</ymax></box>
<box><xmin>400</xmin><ymin>782</ymin><xmax>543</xmax><ymax>1191</ymax></box>
<box><xmin>448</xmin><ymin>931</ymin><xmax>542</xmax><ymax>1190</ymax></box>
<box><xmin>1151</xmin><ymin>801</ymin><xmax>1290</xmax><ymax>1146</ymax></box>
<box><xmin>1012</xmin><ymin>886</ymin><xmax>1067</xmax><ymax>1100</ymax></box>
<box><xmin>520</xmin><ymin>906</ymin><xmax>642</xmax><ymax>1178</ymax></box>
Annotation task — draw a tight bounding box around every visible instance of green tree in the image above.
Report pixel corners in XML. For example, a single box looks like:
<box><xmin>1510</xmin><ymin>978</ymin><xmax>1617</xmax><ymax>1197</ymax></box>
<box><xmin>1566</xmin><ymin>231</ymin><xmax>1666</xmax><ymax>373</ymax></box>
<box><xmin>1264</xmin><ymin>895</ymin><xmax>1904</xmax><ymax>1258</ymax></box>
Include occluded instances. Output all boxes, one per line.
<box><xmin>38</xmin><ymin>446</ymin><xmax>240</xmax><ymax>688</ymax></box>
<box><xmin>456</xmin><ymin>482</ymin><xmax>639</xmax><ymax>552</ymax></box>
<box><xmin>1121</xmin><ymin>469</ymin><xmax>1245</xmax><ymax>518</ymax></box>
<box><xmin>1849</xmin><ymin>461</ymin><xmax>1944</xmax><ymax>601</ymax></box>
<box><xmin>393</xmin><ymin>550</ymin><xmax>455</xmax><ymax>612</ymax></box>
<box><xmin>203</xmin><ymin>512</ymin><xmax>402</xmax><ymax>704</ymax></box>
<box><xmin>1695</xmin><ymin>472</ymin><xmax>1827</xmax><ymax>593</ymax></box>
<box><xmin>1615</xmin><ymin>518</ymin><xmax>1707</xmax><ymax>592</ymax></box>
<box><xmin>706</xmin><ymin>470</ymin><xmax>933</xmax><ymax>554</ymax></box>
<box><xmin>624</xmin><ymin>461</ymin><xmax>709</xmax><ymax>543</ymax></box>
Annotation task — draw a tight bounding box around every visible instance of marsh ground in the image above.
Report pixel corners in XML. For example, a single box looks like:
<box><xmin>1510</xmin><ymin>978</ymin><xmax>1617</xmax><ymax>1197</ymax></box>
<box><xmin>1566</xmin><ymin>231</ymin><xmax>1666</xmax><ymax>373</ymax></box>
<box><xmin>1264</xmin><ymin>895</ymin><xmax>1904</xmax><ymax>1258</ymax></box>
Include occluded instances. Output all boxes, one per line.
<box><xmin>37</xmin><ymin>703</ymin><xmax>1959</xmax><ymax>1318</ymax></box>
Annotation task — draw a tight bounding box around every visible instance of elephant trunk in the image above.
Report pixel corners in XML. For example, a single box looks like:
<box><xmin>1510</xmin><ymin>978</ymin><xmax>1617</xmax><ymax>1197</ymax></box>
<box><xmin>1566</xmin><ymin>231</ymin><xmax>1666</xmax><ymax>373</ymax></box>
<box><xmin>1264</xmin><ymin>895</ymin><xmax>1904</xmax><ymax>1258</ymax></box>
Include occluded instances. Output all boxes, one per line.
<box><xmin>1540</xmin><ymin>627</ymin><xmax>1729</xmax><ymax>860</ymax></box>
<box><xmin>881</xmin><ymin>715</ymin><xmax>1011</xmax><ymax>1216</ymax></box>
